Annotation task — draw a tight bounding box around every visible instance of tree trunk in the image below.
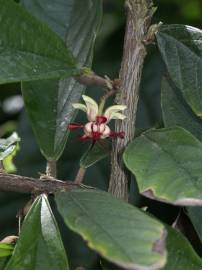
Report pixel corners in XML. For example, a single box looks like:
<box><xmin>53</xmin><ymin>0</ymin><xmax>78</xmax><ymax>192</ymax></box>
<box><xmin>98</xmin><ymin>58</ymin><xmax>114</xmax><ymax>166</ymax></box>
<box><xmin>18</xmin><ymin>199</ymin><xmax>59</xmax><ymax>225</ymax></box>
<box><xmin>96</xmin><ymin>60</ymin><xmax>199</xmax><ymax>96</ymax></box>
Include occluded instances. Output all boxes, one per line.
<box><xmin>109</xmin><ymin>0</ymin><xmax>156</xmax><ymax>200</ymax></box>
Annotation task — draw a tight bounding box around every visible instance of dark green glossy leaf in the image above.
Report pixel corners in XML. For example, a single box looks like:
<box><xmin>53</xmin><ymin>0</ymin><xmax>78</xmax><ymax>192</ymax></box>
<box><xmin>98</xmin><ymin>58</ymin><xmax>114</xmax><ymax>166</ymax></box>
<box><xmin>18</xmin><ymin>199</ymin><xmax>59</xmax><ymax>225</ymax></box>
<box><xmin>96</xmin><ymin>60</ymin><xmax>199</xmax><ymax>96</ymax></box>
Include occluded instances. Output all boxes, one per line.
<box><xmin>187</xmin><ymin>207</ymin><xmax>202</xmax><ymax>243</ymax></box>
<box><xmin>80</xmin><ymin>140</ymin><xmax>111</xmax><ymax>169</ymax></box>
<box><xmin>161</xmin><ymin>77</ymin><xmax>202</xmax><ymax>141</ymax></box>
<box><xmin>161</xmin><ymin>77</ymin><xmax>202</xmax><ymax>244</ymax></box>
<box><xmin>21</xmin><ymin>0</ymin><xmax>102</xmax><ymax>160</ymax></box>
<box><xmin>0</xmin><ymin>244</ymin><xmax>13</xmax><ymax>257</ymax></box>
<box><xmin>158</xmin><ymin>24</ymin><xmax>202</xmax><ymax>56</ymax></box>
<box><xmin>0</xmin><ymin>0</ymin><xmax>77</xmax><ymax>84</ymax></box>
<box><xmin>124</xmin><ymin>127</ymin><xmax>202</xmax><ymax>206</ymax></box>
<box><xmin>5</xmin><ymin>195</ymin><xmax>69</xmax><ymax>270</ymax></box>
<box><xmin>162</xmin><ymin>226</ymin><xmax>202</xmax><ymax>270</ymax></box>
<box><xmin>55</xmin><ymin>189</ymin><xmax>167</xmax><ymax>270</ymax></box>
<box><xmin>156</xmin><ymin>24</ymin><xmax>202</xmax><ymax>116</ymax></box>
<box><xmin>0</xmin><ymin>132</ymin><xmax>20</xmax><ymax>161</ymax></box>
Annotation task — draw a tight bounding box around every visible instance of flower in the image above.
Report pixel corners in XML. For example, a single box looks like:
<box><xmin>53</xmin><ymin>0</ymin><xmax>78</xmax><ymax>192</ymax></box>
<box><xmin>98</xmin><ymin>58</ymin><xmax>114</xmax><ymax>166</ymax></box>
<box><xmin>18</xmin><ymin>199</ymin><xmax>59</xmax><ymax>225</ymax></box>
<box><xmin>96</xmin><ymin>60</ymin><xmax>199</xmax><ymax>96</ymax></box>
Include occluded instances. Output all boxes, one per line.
<box><xmin>68</xmin><ymin>95</ymin><xmax>126</xmax><ymax>141</ymax></box>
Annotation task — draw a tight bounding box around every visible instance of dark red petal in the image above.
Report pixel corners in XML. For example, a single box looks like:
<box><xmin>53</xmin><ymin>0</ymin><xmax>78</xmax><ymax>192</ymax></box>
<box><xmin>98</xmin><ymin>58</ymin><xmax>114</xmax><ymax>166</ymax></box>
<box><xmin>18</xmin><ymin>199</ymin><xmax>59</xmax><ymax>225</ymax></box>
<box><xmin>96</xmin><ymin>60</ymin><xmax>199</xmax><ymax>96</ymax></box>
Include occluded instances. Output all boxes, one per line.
<box><xmin>68</xmin><ymin>123</ymin><xmax>84</xmax><ymax>129</ymax></box>
<box><xmin>96</xmin><ymin>116</ymin><xmax>107</xmax><ymax>124</ymax></box>
<box><xmin>79</xmin><ymin>135</ymin><xmax>91</xmax><ymax>141</ymax></box>
<box><xmin>92</xmin><ymin>132</ymin><xmax>102</xmax><ymax>140</ymax></box>
<box><xmin>109</xmin><ymin>131</ymin><xmax>125</xmax><ymax>139</ymax></box>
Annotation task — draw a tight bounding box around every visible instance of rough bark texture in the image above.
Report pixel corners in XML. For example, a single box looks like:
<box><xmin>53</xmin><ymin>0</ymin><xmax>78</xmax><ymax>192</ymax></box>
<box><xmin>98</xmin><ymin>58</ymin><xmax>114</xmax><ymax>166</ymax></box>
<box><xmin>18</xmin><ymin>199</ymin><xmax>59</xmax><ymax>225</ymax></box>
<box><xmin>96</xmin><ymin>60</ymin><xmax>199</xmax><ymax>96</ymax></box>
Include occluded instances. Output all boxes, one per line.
<box><xmin>0</xmin><ymin>172</ymin><xmax>76</xmax><ymax>194</ymax></box>
<box><xmin>109</xmin><ymin>0</ymin><xmax>156</xmax><ymax>200</ymax></box>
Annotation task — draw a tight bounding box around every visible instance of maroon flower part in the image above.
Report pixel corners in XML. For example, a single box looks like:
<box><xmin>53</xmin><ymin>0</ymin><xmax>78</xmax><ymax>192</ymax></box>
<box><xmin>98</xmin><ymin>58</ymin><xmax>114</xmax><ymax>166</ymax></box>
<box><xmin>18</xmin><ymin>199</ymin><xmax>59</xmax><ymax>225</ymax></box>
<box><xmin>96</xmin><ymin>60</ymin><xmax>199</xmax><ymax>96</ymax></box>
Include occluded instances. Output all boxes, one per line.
<box><xmin>67</xmin><ymin>95</ymin><xmax>126</xmax><ymax>142</ymax></box>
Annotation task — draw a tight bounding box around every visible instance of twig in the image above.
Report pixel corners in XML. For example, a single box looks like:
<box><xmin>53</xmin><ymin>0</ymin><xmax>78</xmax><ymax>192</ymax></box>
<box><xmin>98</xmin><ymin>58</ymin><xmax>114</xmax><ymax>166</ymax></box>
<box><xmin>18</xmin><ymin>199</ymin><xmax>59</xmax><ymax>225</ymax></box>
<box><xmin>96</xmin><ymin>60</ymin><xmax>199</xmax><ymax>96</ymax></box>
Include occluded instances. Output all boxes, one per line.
<box><xmin>74</xmin><ymin>167</ymin><xmax>86</xmax><ymax>185</ymax></box>
<box><xmin>46</xmin><ymin>160</ymin><xmax>57</xmax><ymax>178</ymax></box>
<box><xmin>76</xmin><ymin>72</ymin><xmax>120</xmax><ymax>91</ymax></box>
<box><xmin>98</xmin><ymin>88</ymin><xmax>118</xmax><ymax>114</ymax></box>
<box><xmin>0</xmin><ymin>172</ymin><xmax>77</xmax><ymax>194</ymax></box>
<box><xmin>109</xmin><ymin>0</ymin><xmax>157</xmax><ymax>201</ymax></box>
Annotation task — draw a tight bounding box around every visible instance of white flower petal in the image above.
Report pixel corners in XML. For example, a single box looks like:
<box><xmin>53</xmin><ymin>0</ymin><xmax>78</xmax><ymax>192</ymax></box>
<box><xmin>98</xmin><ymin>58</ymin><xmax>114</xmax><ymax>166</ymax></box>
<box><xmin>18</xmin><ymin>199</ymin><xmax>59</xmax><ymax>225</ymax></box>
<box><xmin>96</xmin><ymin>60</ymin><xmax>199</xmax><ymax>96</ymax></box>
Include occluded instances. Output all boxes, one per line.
<box><xmin>82</xmin><ymin>95</ymin><xmax>99</xmax><ymax>121</ymax></box>
<box><xmin>104</xmin><ymin>105</ymin><xmax>127</xmax><ymax>122</ymax></box>
<box><xmin>110</xmin><ymin>112</ymin><xmax>126</xmax><ymax>120</ymax></box>
<box><xmin>72</xmin><ymin>103</ymin><xmax>87</xmax><ymax>113</ymax></box>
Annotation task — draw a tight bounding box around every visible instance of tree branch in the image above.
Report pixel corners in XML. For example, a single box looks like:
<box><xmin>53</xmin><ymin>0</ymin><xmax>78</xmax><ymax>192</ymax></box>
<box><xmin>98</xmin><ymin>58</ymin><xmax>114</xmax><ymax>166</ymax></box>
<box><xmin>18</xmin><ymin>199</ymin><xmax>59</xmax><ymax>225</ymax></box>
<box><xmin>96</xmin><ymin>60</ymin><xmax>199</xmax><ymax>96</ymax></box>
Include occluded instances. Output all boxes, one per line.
<box><xmin>109</xmin><ymin>0</ymin><xmax>157</xmax><ymax>201</ymax></box>
<box><xmin>0</xmin><ymin>172</ymin><xmax>77</xmax><ymax>194</ymax></box>
<box><xmin>76</xmin><ymin>72</ymin><xmax>121</xmax><ymax>91</ymax></box>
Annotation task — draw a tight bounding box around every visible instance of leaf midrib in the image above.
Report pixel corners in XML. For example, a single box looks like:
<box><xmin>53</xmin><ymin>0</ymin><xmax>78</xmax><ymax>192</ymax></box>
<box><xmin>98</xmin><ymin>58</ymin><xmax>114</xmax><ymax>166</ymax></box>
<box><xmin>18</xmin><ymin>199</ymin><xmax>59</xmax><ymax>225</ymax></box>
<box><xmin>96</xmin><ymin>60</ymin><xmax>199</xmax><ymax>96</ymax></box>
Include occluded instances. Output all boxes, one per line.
<box><xmin>66</xmin><ymin>192</ymin><xmax>142</xmax><ymax>262</ymax></box>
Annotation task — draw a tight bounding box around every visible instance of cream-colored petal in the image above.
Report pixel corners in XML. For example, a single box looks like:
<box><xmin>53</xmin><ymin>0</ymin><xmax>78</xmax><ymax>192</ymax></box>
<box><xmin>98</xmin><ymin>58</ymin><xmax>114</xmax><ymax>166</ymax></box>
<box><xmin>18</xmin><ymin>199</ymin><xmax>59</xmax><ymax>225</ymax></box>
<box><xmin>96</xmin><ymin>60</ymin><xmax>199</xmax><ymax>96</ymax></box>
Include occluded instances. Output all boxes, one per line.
<box><xmin>72</xmin><ymin>103</ymin><xmax>87</xmax><ymax>113</ymax></box>
<box><xmin>110</xmin><ymin>112</ymin><xmax>126</xmax><ymax>120</ymax></box>
<box><xmin>82</xmin><ymin>95</ymin><xmax>99</xmax><ymax>121</ymax></box>
<box><xmin>101</xmin><ymin>125</ymin><xmax>111</xmax><ymax>138</ymax></box>
<box><xmin>104</xmin><ymin>105</ymin><xmax>127</xmax><ymax>122</ymax></box>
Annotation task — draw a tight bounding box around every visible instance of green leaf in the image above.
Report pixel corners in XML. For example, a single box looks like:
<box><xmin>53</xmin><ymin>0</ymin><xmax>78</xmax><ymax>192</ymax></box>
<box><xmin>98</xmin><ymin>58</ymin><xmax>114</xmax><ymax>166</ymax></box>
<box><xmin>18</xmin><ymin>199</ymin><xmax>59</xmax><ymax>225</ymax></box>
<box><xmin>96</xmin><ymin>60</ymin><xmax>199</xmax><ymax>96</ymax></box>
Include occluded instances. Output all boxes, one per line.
<box><xmin>21</xmin><ymin>0</ymin><xmax>102</xmax><ymax>160</ymax></box>
<box><xmin>55</xmin><ymin>189</ymin><xmax>167</xmax><ymax>270</ymax></box>
<box><xmin>0</xmin><ymin>0</ymin><xmax>77</xmax><ymax>84</ymax></box>
<box><xmin>101</xmin><ymin>226</ymin><xmax>202</xmax><ymax>270</ymax></box>
<box><xmin>187</xmin><ymin>207</ymin><xmax>202</xmax><ymax>243</ymax></box>
<box><xmin>124</xmin><ymin>126</ymin><xmax>202</xmax><ymax>206</ymax></box>
<box><xmin>5</xmin><ymin>195</ymin><xmax>69</xmax><ymax>270</ymax></box>
<box><xmin>162</xmin><ymin>226</ymin><xmax>202</xmax><ymax>270</ymax></box>
<box><xmin>0</xmin><ymin>244</ymin><xmax>13</xmax><ymax>257</ymax></box>
<box><xmin>0</xmin><ymin>257</ymin><xmax>9</xmax><ymax>269</ymax></box>
<box><xmin>0</xmin><ymin>132</ymin><xmax>20</xmax><ymax>161</ymax></box>
<box><xmin>156</xmin><ymin>24</ymin><xmax>202</xmax><ymax>116</ymax></box>
<box><xmin>80</xmin><ymin>140</ymin><xmax>111</xmax><ymax>169</ymax></box>
<box><xmin>161</xmin><ymin>77</ymin><xmax>202</xmax><ymax>142</ymax></box>
<box><xmin>161</xmin><ymin>77</ymin><xmax>202</xmax><ymax>243</ymax></box>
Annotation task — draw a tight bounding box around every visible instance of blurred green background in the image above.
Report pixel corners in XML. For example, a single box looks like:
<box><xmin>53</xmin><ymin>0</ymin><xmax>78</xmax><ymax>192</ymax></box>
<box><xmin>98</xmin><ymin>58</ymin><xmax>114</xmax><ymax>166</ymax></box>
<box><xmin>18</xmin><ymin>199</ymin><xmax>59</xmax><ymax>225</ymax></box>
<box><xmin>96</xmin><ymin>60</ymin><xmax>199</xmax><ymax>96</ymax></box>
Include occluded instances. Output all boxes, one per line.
<box><xmin>0</xmin><ymin>0</ymin><xmax>202</xmax><ymax>269</ymax></box>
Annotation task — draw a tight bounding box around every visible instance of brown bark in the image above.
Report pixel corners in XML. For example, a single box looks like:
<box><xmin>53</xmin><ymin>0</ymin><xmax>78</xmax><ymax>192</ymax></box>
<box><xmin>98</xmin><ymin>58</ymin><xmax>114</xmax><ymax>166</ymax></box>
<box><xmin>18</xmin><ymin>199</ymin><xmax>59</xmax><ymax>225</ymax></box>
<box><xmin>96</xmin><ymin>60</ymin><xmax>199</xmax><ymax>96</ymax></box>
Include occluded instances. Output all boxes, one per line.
<box><xmin>109</xmin><ymin>0</ymin><xmax>157</xmax><ymax>200</ymax></box>
<box><xmin>0</xmin><ymin>172</ymin><xmax>77</xmax><ymax>194</ymax></box>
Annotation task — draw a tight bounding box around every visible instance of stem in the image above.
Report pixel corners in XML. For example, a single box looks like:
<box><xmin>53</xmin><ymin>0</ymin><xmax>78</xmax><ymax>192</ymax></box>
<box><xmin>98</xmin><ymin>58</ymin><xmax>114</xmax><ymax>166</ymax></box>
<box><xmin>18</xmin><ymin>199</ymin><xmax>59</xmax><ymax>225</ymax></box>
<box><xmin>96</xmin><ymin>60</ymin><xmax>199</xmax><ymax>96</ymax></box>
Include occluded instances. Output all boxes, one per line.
<box><xmin>74</xmin><ymin>167</ymin><xmax>86</xmax><ymax>184</ymax></box>
<box><xmin>0</xmin><ymin>161</ymin><xmax>4</xmax><ymax>171</ymax></box>
<box><xmin>0</xmin><ymin>172</ymin><xmax>76</xmax><ymax>194</ymax></box>
<box><xmin>46</xmin><ymin>160</ymin><xmax>57</xmax><ymax>178</ymax></box>
<box><xmin>76</xmin><ymin>72</ymin><xmax>121</xmax><ymax>92</ymax></box>
<box><xmin>109</xmin><ymin>0</ymin><xmax>156</xmax><ymax>201</ymax></box>
<box><xmin>98</xmin><ymin>88</ymin><xmax>118</xmax><ymax>114</ymax></box>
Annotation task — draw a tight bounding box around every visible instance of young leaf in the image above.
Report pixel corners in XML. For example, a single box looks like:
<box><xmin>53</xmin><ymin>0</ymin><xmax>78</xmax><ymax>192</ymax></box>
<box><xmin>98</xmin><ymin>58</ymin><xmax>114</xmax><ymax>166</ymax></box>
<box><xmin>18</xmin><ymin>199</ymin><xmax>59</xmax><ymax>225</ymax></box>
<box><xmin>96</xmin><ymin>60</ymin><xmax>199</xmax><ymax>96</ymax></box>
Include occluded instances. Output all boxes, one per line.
<box><xmin>5</xmin><ymin>195</ymin><xmax>69</xmax><ymax>270</ymax></box>
<box><xmin>0</xmin><ymin>132</ymin><xmax>20</xmax><ymax>161</ymax></box>
<box><xmin>162</xmin><ymin>226</ymin><xmax>202</xmax><ymax>270</ymax></box>
<box><xmin>161</xmin><ymin>77</ymin><xmax>202</xmax><ymax>142</ymax></box>
<box><xmin>0</xmin><ymin>0</ymin><xmax>78</xmax><ymax>84</ymax></box>
<box><xmin>55</xmin><ymin>189</ymin><xmax>167</xmax><ymax>270</ymax></box>
<box><xmin>80</xmin><ymin>140</ymin><xmax>111</xmax><ymax>169</ymax></box>
<box><xmin>156</xmin><ymin>24</ymin><xmax>202</xmax><ymax>117</ymax></box>
<box><xmin>0</xmin><ymin>243</ymin><xmax>13</xmax><ymax>257</ymax></box>
<box><xmin>21</xmin><ymin>0</ymin><xmax>102</xmax><ymax>160</ymax></box>
<box><xmin>124</xmin><ymin>127</ymin><xmax>202</xmax><ymax>206</ymax></box>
